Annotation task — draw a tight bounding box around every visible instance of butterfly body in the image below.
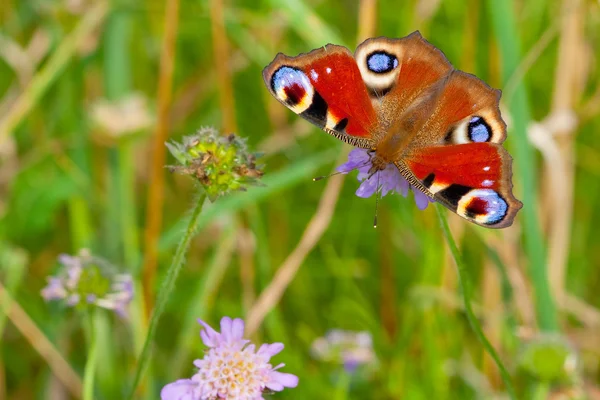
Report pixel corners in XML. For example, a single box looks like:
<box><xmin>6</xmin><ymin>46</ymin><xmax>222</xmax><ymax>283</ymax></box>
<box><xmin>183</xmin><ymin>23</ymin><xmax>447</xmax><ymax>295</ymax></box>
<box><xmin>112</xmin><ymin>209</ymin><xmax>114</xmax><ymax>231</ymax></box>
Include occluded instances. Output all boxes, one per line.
<box><xmin>263</xmin><ymin>31</ymin><xmax>522</xmax><ymax>228</ymax></box>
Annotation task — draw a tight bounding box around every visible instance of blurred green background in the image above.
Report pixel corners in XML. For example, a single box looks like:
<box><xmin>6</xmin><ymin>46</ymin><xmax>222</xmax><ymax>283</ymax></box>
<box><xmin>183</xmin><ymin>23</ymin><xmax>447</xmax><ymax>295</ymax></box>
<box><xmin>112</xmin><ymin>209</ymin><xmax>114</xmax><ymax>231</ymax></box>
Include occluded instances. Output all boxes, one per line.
<box><xmin>1</xmin><ymin>0</ymin><xmax>599</xmax><ymax>398</ymax></box>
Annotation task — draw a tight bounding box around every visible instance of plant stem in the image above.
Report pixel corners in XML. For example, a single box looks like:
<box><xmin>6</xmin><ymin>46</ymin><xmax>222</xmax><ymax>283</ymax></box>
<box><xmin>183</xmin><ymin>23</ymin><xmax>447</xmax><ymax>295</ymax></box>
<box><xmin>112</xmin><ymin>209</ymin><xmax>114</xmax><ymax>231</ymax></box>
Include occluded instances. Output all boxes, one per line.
<box><xmin>532</xmin><ymin>382</ymin><xmax>550</xmax><ymax>400</ymax></box>
<box><xmin>333</xmin><ymin>370</ymin><xmax>351</xmax><ymax>400</ymax></box>
<box><xmin>435</xmin><ymin>205</ymin><xmax>516</xmax><ymax>399</ymax></box>
<box><xmin>83</xmin><ymin>312</ymin><xmax>98</xmax><ymax>400</ymax></box>
<box><xmin>127</xmin><ymin>193</ymin><xmax>207</xmax><ymax>399</ymax></box>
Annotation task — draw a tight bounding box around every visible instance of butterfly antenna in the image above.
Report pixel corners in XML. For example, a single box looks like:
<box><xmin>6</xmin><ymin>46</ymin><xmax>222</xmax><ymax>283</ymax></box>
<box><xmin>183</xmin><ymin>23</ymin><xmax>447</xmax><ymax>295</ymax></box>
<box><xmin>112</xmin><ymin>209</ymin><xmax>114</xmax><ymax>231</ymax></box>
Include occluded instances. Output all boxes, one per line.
<box><xmin>314</xmin><ymin>157</ymin><xmax>373</xmax><ymax>182</ymax></box>
<box><xmin>373</xmin><ymin>172</ymin><xmax>381</xmax><ymax>228</ymax></box>
<box><xmin>313</xmin><ymin>171</ymin><xmax>345</xmax><ymax>181</ymax></box>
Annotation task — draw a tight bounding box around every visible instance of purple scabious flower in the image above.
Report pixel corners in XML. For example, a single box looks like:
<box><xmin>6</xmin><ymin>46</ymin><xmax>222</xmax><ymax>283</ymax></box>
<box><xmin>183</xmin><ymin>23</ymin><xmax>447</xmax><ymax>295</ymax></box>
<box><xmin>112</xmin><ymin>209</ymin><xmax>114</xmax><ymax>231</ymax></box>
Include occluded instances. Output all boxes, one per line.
<box><xmin>41</xmin><ymin>250</ymin><xmax>133</xmax><ymax>318</ymax></box>
<box><xmin>161</xmin><ymin>317</ymin><xmax>298</xmax><ymax>400</ymax></box>
<box><xmin>336</xmin><ymin>148</ymin><xmax>434</xmax><ymax>210</ymax></box>
<box><xmin>311</xmin><ymin>329</ymin><xmax>377</xmax><ymax>373</ymax></box>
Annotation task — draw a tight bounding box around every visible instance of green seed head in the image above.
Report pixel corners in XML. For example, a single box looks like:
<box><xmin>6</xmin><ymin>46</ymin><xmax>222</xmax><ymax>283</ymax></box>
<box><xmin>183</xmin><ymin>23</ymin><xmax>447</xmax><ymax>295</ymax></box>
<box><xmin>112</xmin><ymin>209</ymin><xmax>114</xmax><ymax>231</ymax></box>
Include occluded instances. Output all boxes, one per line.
<box><xmin>166</xmin><ymin>128</ymin><xmax>263</xmax><ymax>200</ymax></box>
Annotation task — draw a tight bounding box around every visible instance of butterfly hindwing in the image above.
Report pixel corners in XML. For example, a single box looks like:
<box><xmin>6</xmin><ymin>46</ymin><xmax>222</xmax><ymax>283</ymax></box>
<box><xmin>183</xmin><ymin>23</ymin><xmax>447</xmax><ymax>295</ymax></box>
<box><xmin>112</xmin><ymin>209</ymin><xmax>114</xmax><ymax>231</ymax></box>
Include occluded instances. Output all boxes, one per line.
<box><xmin>394</xmin><ymin>67</ymin><xmax>521</xmax><ymax>228</ymax></box>
<box><xmin>412</xmin><ymin>70</ymin><xmax>507</xmax><ymax>147</ymax></box>
<box><xmin>402</xmin><ymin>143</ymin><xmax>522</xmax><ymax>228</ymax></box>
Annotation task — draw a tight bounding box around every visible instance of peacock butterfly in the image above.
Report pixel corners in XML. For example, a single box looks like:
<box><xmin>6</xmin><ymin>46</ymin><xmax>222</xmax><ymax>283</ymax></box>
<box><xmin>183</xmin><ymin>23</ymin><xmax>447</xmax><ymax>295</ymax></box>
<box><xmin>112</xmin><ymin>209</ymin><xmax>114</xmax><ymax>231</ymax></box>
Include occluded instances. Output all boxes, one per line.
<box><xmin>262</xmin><ymin>31</ymin><xmax>522</xmax><ymax>228</ymax></box>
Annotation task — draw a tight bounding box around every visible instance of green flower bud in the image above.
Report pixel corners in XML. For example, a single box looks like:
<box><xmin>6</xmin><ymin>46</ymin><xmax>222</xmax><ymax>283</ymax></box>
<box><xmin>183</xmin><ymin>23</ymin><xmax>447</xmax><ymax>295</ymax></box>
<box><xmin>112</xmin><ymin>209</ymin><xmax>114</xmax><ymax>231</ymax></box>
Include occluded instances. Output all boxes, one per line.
<box><xmin>166</xmin><ymin>127</ymin><xmax>263</xmax><ymax>201</ymax></box>
<box><xmin>518</xmin><ymin>334</ymin><xmax>579</xmax><ymax>383</ymax></box>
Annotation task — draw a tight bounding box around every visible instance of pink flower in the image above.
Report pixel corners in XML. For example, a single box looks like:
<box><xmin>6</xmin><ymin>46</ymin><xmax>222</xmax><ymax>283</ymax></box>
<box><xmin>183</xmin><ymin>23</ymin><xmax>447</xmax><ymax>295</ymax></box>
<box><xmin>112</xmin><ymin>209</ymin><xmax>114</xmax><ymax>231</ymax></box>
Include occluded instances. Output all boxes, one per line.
<box><xmin>161</xmin><ymin>317</ymin><xmax>298</xmax><ymax>400</ymax></box>
<box><xmin>41</xmin><ymin>251</ymin><xmax>133</xmax><ymax>318</ymax></box>
<box><xmin>337</xmin><ymin>148</ymin><xmax>433</xmax><ymax>210</ymax></box>
<box><xmin>311</xmin><ymin>329</ymin><xmax>377</xmax><ymax>373</ymax></box>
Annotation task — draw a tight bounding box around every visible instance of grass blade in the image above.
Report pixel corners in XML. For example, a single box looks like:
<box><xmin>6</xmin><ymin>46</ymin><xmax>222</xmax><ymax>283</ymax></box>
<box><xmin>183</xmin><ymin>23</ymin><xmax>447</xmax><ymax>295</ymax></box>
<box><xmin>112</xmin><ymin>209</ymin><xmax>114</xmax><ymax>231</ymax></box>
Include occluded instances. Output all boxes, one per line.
<box><xmin>486</xmin><ymin>0</ymin><xmax>558</xmax><ymax>331</ymax></box>
<box><xmin>436</xmin><ymin>204</ymin><xmax>516</xmax><ymax>399</ymax></box>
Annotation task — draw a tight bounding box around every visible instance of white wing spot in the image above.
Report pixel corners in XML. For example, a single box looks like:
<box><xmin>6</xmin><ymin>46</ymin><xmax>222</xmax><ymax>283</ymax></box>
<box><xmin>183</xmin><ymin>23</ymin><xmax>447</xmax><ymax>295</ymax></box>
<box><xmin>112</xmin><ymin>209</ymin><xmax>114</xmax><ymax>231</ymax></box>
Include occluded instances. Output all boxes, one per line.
<box><xmin>310</xmin><ymin>69</ymin><xmax>319</xmax><ymax>81</ymax></box>
<box><xmin>483</xmin><ymin>166</ymin><xmax>490</xmax><ymax>171</ymax></box>
<box><xmin>326</xmin><ymin>67</ymin><xmax>332</xmax><ymax>74</ymax></box>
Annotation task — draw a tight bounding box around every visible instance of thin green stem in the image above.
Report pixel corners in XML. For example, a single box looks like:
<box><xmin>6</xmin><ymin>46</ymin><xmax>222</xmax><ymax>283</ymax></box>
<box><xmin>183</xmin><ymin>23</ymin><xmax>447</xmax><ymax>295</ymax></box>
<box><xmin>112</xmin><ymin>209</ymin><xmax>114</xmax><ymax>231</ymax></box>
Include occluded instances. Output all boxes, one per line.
<box><xmin>332</xmin><ymin>370</ymin><xmax>351</xmax><ymax>400</ymax></box>
<box><xmin>532</xmin><ymin>382</ymin><xmax>550</xmax><ymax>400</ymax></box>
<box><xmin>173</xmin><ymin>225</ymin><xmax>237</xmax><ymax>375</ymax></box>
<box><xmin>435</xmin><ymin>205</ymin><xmax>516</xmax><ymax>399</ymax></box>
<box><xmin>83</xmin><ymin>312</ymin><xmax>99</xmax><ymax>400</ymax></box>
<box><xmin>127</xmin><ymin>192</ymin><xmax>207</xmax><ymax>399</ymax></box>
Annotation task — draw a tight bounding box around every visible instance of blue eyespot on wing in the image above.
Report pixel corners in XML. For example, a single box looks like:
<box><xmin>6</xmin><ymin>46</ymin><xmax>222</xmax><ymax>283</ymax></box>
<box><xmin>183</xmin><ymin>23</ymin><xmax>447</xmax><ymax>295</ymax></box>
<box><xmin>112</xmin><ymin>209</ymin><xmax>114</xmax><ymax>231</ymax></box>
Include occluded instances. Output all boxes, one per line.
<box><xmin>366</xmin><ymin>52</ymin><xmax>399</xmax><ymax>74</ymax></box>
<box><xmin>270</xmin><ymin>66</ymin><xmax>315</xmax><ymax>113</ymax></box>
<box><xmin>468</xmin><ymin>116</ymin><xmax>492</xmax><ymax>143</ymax></box>
<box><xmin>457</xmin><ymin>189</ymin><xmax>508</xmax><ymax>225</ymax></box>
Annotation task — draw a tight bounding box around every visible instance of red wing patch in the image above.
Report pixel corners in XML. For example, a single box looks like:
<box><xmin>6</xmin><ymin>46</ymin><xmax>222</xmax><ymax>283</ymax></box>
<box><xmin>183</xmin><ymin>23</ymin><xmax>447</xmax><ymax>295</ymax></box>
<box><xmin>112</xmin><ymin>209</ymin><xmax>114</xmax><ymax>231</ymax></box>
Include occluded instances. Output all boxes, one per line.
<box><xmin>264</xmin><ymin>46</ymin><xmax>377</xmax><ymax>138</ymax></box>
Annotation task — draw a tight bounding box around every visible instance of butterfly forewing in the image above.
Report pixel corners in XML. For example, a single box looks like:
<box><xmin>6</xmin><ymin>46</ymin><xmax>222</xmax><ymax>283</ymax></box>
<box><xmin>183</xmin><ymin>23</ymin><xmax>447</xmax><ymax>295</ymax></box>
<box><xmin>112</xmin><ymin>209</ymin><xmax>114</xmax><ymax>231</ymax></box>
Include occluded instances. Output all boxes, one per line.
<box><xmin>263</xmin><ymin>45</ymin><xmax>376</xmax><ymax>148</ymax></box>
<box><xmin>355</xmin><ymin>32</ymin><xmax>453</xmax><ymax>112</ymax></box>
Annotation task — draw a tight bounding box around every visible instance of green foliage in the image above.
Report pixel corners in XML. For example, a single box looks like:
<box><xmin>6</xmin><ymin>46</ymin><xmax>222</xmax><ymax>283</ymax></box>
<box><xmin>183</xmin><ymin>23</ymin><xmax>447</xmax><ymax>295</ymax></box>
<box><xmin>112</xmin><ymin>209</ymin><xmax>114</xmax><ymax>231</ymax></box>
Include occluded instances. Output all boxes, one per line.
<box><xmin>0</xmin><ymin>0</ymin><xmax>598</xmax><ymax>399</ymax></box>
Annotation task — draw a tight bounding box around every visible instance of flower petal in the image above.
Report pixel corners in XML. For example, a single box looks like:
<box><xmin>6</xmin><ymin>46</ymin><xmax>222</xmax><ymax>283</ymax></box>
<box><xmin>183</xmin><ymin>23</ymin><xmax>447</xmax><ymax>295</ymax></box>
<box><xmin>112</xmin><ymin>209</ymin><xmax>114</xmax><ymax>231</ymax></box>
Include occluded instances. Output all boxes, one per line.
<box><xmin>67</xmin><ymin>294</ymin><xmax>80</xmax><ymax>306</ymax></box>
<box><xmin>336</xmin><ymin>163</ymin><xmax>355</xmax><ymax>174</ymax></box>
<box><xmin>258</xmin><ymin>342</ymin><xmax>284</xmax><ymax>358</ymax></box>
<box><xmin>336</xmin><ymin>148</ymin><xmax>370</xmax><ymax>173</ymax></box>
<box><xmin>379</xmin><ymin>167</ymin><xmax>401</xmax><ymax>196</ymax></box>
<box><xmin>336</xmin><ymin>147</ymin><xmax>440</xmax><ymax>215</ymax></box>
<box><xmin>219</xmin><ymin>316</ymin><xmax>235</xmax><ymax>343</ymax></box>
<box><xmin>343</xmin><ymin>359</ymin><xmax>360</xmax><ymax>373</ymax></box>
<box><xmin>355</xmin><ymin>175</ymin><xmax>379</xmax><ymax>198</ymax></box>
<box><xmin>161</xmin><ymin>379</ymin><xmax>197</xmax><ymax>400</ymax></box>
<box><xmin>41</xmin><ymin>278</ymin><xmax>67</xmax><ymax>301</ymax></box>
<box><xmin>58</xmin><ymin>254</ymin><xmax>79</xmax><ymax>269</ymax></box>
<box><xmin>395</xmin><ymin>175</ymin><xmax>410</xmax><ymax>196</ymax></box>
<box><xmin>267</xmin><ymin>371</ymin><xmax>299</xmax><ymax>391</ymax></box>
<box><xmin>413</xmin><ymin>189</ymin><xmax>432</xmax><ymax>210</ymax></box>
<box><xmin>65</xmin><ymin>263</ymin><xmax>82</xmax><ymax>290</ymax></box>
<box><xmin>230</xmin><ymin>318</ymin><xmax>245</xmax><ymax>341</ymax></box>
<box><xmin>197</xmin><ymin>319</ymin><xmax>221</xmax><ymax>347</ymax></box>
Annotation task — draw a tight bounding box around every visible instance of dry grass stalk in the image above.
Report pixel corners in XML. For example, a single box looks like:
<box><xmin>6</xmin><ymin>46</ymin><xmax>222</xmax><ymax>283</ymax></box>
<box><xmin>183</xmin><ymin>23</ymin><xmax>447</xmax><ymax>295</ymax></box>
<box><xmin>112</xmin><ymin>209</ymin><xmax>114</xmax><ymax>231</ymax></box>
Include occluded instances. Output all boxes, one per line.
<box><xmin>245</xmin><ymin>150</ymin><xmax>348</xmax><ymax>335</ymax></box>
<box><xmin>141</xmin><ymin>0</ymin><xmax>181</xmax><ymax>318</ymax></box>
<box><xmin>210</xmin><ymin>0</ymin><xmax>238</xmax><ymax>133</ymax></box>
<box><xmin>0</xmin><ymin>282</ymin><xmax>83</xmax><ymax>398</ymax></box>
<box><xmin>547</xmin><ymin>0</ymin><xmax>586</xmax><ymax>304</ymax></box>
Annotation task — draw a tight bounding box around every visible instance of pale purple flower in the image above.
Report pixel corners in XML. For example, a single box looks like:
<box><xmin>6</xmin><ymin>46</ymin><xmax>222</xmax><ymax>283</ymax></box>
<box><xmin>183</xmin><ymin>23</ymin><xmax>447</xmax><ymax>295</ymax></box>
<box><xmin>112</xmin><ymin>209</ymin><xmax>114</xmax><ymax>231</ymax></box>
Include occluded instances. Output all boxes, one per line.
<box><xmin>94</xmin><ymin>274</ymin><xmax>134</xmax><ymax>317</ymax></box>
<box><xmin>41</xmin><ymin>277</ymin><xmax>68</xmax><ymax>301</ymax></box>
<box><xmin>161</xmin><ymin>317</ymin><xmax>298</xmax><ymax>400</ymax></box>
<box><xmin>41</xmin><ymin>250</ymin><xmax>133</xmax><ymax>318</ymax></box>
<box><xmin>337</xmin><ymin>148</ymin><xmax>434</xmax><ymax>210</ymax></box>
<box><xmin>311</xmin><ymin>329</ymin><xmax>377</xmax><ymax>373</ymax></box>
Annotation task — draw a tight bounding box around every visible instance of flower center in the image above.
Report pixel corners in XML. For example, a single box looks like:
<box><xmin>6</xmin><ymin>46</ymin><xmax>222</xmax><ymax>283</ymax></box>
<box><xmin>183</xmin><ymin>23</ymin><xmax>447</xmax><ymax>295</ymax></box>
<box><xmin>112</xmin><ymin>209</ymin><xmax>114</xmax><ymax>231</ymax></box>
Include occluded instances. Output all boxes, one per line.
<box><xmin>195</xmin><ymin>346</ymin><xmax>271</xmax><ymax>399</ymax></box>
<box><xmin>368</xmin><ymin>154</ymin><xmax>389</xmax><ymax>176</ymax></box>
